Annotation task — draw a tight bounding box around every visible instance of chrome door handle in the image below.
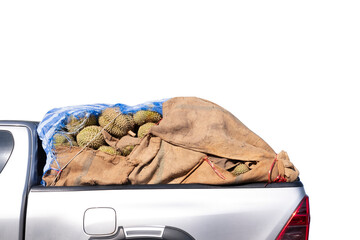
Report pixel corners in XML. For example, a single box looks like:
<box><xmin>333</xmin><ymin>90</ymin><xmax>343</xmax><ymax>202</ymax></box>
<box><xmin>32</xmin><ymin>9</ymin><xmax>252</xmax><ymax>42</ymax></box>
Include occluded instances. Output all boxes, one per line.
<box><xmin>89</xmin><ymin>226</ymin><xmax>195</xmax><ymax>240</ymax></box>
<box><xmin>123</xmin><ymin>226</ymin><xmax>164</xmax><ymax>238</ymax></box>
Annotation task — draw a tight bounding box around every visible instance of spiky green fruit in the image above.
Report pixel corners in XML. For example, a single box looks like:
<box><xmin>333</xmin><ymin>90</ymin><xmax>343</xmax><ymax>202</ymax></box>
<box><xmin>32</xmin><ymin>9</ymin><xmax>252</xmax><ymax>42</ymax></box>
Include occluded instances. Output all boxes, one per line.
<box><xmin>76</xmin><ymin>126</ymin><xmax>105</xmax><ymax>149</ymax></box>
<box><xmin>121</xmin><ymin>145</ymin><xmax>135</xmax><ymax>156</ymax></box>
<box><xmin>133</xmin><ymin>110</ymin><xmax>162</xmax><ymax>126</ymax></box>
<box><xmin>98</xmin><ymin>145</ymin><xmax>119</xmax><ymax>155</ymax></box>
<box><xmin>137</xmin><ymin>122</ymin><xmax>156</xmax><ymax>138</ymax></box>
<box><xmin>53</xmin><ymin>133</ymin><xmax>78</xmax><ymax>147</ymax></box>
<box><xmin>98</xmin><ymin>108</ymin><xmax>135</xmax><ymax>138</ymax></box>
<box><xmin>66</xmin><ymin>114</ymin><xmax>97</xmax><ymax>134</ymax></box>
<box><xmin>232</xmin><ymin>163</ymin><xmax>250</xmax><ymax>176</ymax></box>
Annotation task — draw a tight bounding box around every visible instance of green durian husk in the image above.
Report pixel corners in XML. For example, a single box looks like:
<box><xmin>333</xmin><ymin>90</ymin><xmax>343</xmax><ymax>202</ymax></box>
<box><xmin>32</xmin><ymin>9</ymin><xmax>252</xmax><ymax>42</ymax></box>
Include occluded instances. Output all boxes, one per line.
<box><xmin>98</xmin><ymin>145</ymin><xmax>119</xmax><ymax>155</ymax></box>
<box><xmin>133</xmin><ymin>110</ymin><xmax>162</xmax><ymax>126</ymax></box>
<box><xmin>121</xmin><ymin>145</ymin><xmax>135</xmax><ymax>156</ymax></box>
<box><xmin>66</xmin><ymin>114</ymin><xmax>97</xmax><ymax>134</ymax></box>
<box><xmin>76</xmin><ymin>125</ymin><xmax>105</xmax><ymax>149</ymax></box>
<box><xmin>232</xmin><ymin>163</ymin><xmax>250</xmax><ymax>176</ymax></box>
<box><xmin>98</xmin><ymin>108</ymin><xmax>135</xmax><ymax>138</ymax></box>
<box><xmin>137</xmin><ymin>122</ymin><xmax>156</xmax><ymax>138</ymax></box>
<box><xmin>53</xmin><ymin>133</ymin><xmax>78</xmax><ymax>147</ymax></box>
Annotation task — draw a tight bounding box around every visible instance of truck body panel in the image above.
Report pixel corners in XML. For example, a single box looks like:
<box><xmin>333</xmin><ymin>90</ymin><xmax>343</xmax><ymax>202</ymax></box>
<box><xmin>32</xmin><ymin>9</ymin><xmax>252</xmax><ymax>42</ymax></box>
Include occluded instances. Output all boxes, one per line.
<box><xmin>26</xmin><ymin>185</ymin><xmax>305</xmax><ymax>240</ymax></box>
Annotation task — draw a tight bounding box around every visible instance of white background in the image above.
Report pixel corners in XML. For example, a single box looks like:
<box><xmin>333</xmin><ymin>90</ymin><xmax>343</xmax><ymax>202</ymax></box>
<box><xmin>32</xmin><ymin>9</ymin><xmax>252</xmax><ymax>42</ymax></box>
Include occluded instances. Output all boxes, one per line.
<box><xmin>1</xmin><ymin>1</ymin><xmax>359</xmax><ymax>239</ymax></box>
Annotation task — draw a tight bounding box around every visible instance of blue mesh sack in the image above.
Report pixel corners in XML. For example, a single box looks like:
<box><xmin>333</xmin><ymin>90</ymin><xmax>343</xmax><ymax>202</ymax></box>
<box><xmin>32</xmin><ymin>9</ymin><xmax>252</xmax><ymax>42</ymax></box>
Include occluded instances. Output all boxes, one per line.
<box><xmin>37</xmin><ymin>99</ymin><xmax>166</xmax><ymax>186</ymax></box>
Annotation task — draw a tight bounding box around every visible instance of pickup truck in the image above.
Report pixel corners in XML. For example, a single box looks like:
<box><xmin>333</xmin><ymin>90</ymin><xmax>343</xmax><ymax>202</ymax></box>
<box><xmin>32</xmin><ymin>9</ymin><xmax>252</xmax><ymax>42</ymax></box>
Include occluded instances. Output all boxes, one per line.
<box><xmin>0</xmin><ymin>120</ymin><xmax>310</xmax><ymax>240</ymax></box>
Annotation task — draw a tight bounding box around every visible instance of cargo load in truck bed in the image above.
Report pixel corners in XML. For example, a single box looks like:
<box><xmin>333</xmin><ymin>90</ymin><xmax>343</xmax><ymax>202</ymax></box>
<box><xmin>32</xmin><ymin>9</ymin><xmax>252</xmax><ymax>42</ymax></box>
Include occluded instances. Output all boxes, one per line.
<box><xmin>38</xmin><ymin>97</ymin><xmax>299</xmax><ymax>186</ymax></box>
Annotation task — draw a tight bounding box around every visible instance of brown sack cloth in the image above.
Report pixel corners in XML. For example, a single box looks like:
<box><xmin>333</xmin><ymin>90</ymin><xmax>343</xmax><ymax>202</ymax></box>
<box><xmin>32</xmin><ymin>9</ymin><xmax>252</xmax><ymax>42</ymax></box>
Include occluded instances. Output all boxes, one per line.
<box><xmin>43</xmin><ymin>146</ymin><xmax>137</xmax><ymax>186</ymax></box>
<box><xmin>44</xmin><ymin>97</ymin><xmax>299</xmax><ymax>186</ymax></box>
<box><xmin>130</xmin><ymin>97</ymin><xmax>299</xmax><ymax>185</ymax></box>
<box><xmin>102</xmin><ymin>131</ymin><xmax>141</xmax><ymax>151</ymax></box>
<box><xmin>128</xmin><ymin>136</ymin><xmax>206</xmax><ymax>184</ymax></box>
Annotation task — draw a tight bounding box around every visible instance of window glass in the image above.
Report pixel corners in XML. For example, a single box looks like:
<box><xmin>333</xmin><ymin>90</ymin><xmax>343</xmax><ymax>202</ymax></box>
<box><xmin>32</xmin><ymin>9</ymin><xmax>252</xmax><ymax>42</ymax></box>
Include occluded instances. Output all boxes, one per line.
<box><xmin>0</xmin><ymin>130</ymin><xmax>14</xmax><ymax>174</ymax></box>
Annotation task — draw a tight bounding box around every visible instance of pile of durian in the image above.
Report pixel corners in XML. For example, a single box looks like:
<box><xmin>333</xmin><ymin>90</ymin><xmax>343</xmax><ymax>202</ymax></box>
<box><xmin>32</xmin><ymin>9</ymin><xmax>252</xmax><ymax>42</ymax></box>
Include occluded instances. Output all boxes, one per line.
<box><xmin>53</xmin><ymin>108</ymin><xmax>162</xmax><ymax>156</ymax></box>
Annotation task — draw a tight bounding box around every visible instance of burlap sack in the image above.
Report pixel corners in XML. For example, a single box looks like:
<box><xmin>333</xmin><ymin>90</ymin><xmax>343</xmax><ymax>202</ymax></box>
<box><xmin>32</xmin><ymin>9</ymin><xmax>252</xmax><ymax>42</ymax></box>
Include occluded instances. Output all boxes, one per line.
<box><xmin>129</xmin><ymin>97</ymin><xmax>299</xmax><ymax>185</ymax></box>
<box><xmin>128</xmin><ymin>136</ymin><xmax>206</xmax><ymax>184</ymax></box>
<box><xmin>102</xmin><ymin>131</ymin><xmax>141</xmax><ymax>150</ymax></box>
<box><xmin>44</xmin><ymin>97</ymin><xmax>299</xmax><ymax>186</ymax></box>
<box><xmin>43</xmin><ymin>146</ymin><xmax>137</xmax><ymax>186</ymax></box>
<box><xmin>181</xmin><ymin>151</ymin><xmax>297</xmax><ymax>184</ymax></box>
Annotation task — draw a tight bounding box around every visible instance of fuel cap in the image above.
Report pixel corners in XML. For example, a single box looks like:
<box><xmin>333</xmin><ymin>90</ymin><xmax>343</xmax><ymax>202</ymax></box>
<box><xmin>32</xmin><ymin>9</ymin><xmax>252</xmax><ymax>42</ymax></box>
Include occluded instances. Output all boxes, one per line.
<box><xmin>84</xmin><ymin>207</ymin><xmax>116</xmax><ymax>235</ymax></box>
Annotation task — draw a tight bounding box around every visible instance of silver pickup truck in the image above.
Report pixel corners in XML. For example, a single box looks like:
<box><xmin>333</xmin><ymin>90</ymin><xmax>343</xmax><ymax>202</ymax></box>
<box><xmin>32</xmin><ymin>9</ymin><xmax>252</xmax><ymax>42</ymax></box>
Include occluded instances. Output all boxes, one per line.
<box><xmin>0</xmin><ymin>121</ymin><xmax>310</xmax><ymax>240</ymax></box>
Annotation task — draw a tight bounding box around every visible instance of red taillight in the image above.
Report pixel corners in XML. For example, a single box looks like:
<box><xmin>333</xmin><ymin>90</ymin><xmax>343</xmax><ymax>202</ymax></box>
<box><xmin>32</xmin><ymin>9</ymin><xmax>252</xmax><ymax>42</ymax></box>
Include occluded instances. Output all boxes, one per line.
<box><xmin>276</xmin><ymin>195</ymin><xmax>310</xmax><ymax>240</ymax></box>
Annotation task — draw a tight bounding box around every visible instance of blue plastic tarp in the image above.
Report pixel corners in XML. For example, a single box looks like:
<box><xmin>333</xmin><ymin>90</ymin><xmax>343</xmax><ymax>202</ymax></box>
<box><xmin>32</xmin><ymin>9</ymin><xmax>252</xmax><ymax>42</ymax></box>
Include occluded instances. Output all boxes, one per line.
<box><xmin>37</xmin><ymin>99</ymin><xmax>167</xmax><ymax>186</ymax></box>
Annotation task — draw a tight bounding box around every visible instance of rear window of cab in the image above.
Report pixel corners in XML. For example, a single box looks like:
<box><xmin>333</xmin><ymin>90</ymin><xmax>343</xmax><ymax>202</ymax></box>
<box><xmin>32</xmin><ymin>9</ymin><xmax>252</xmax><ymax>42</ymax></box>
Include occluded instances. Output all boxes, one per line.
<box><xmin>0</xmin><ymin>130</ymin><xmax>14</xmax><ymax>174</ymax></box>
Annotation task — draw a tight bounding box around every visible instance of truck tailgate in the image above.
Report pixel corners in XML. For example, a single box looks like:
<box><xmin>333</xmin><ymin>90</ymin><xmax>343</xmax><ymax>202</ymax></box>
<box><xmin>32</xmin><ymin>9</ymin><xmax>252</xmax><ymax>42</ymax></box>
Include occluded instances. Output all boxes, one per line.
<box><xmin>25</xmin><ymin>183</ymin><xmax>305</xmax><ymax>240</ymax></box>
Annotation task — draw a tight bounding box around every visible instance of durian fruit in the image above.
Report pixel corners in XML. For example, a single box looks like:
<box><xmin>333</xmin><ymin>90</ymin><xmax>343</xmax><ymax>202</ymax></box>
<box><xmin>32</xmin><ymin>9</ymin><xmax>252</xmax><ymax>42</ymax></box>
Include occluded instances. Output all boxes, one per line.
<box><xmin>98</xmin><ymin>145</ymin><xmax>119</xmax><ymax>155</ymax></box>
<box><xmin>66</xmin><ymin>114</ymin><xmax>97</xmax><ymax>134</ymax></box>
<box><xmin>120</xmin><ymin>145</ymin><xmax>135</xmax><ymax>156</ymax></box>
<box><xmin>232</xmin><ymin>163</ymin><xmax>250</xmax><ymax>176</ymax></box>
<box><xmin>137</xmin><ymin>122</ymin><xmax>156</xmax><ymax>138</ymax></box>
<box><xmin>98</xmin><ymin>108</ymin><xmax>135</xmax><ymax>138</ymax></box>
<box><xmin>53</xmin><ymin>133</ymin><xmax>78</xmax><ymax>147</ymax></box>
<box><xmin>133</xmin><ymin>110</ymin><xmax>162</xmax><ymax>126</ymax></box>
<box><xmin>76</xmin><ymin>126</ymin><xmax>105</xmax><ymax>149</ymax></box>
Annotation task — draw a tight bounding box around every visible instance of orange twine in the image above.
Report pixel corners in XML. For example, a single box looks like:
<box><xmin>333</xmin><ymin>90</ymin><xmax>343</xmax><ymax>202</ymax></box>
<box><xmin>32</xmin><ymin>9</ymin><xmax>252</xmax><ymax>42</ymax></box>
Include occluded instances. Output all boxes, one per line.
<box><xmin>266</xmin><ymin>154</ymin><xmax>286</xmax><ymax>186</ymax></box>
<box><xmin>203</xmin><ymin>156</ymin><xmax>226</xmax><ymax>180</ymax></box>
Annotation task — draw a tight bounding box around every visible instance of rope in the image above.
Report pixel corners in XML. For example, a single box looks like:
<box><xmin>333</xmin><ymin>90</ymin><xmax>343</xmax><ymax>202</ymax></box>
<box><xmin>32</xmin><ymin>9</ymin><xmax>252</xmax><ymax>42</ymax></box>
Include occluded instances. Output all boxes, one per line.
<box><xmin>265</xmin><ymin>154</ymin><xmax>286</xmax><ymax>187</ymax></box>
<box><xmin>50</xmin><ymin>110</ymin><xmax>122</xmax><ymax>186</ymax></box>
<box><xmin>203</xmin><ymin>156</ymin><xmax>226</xmax><ymax>180</ymax></box>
